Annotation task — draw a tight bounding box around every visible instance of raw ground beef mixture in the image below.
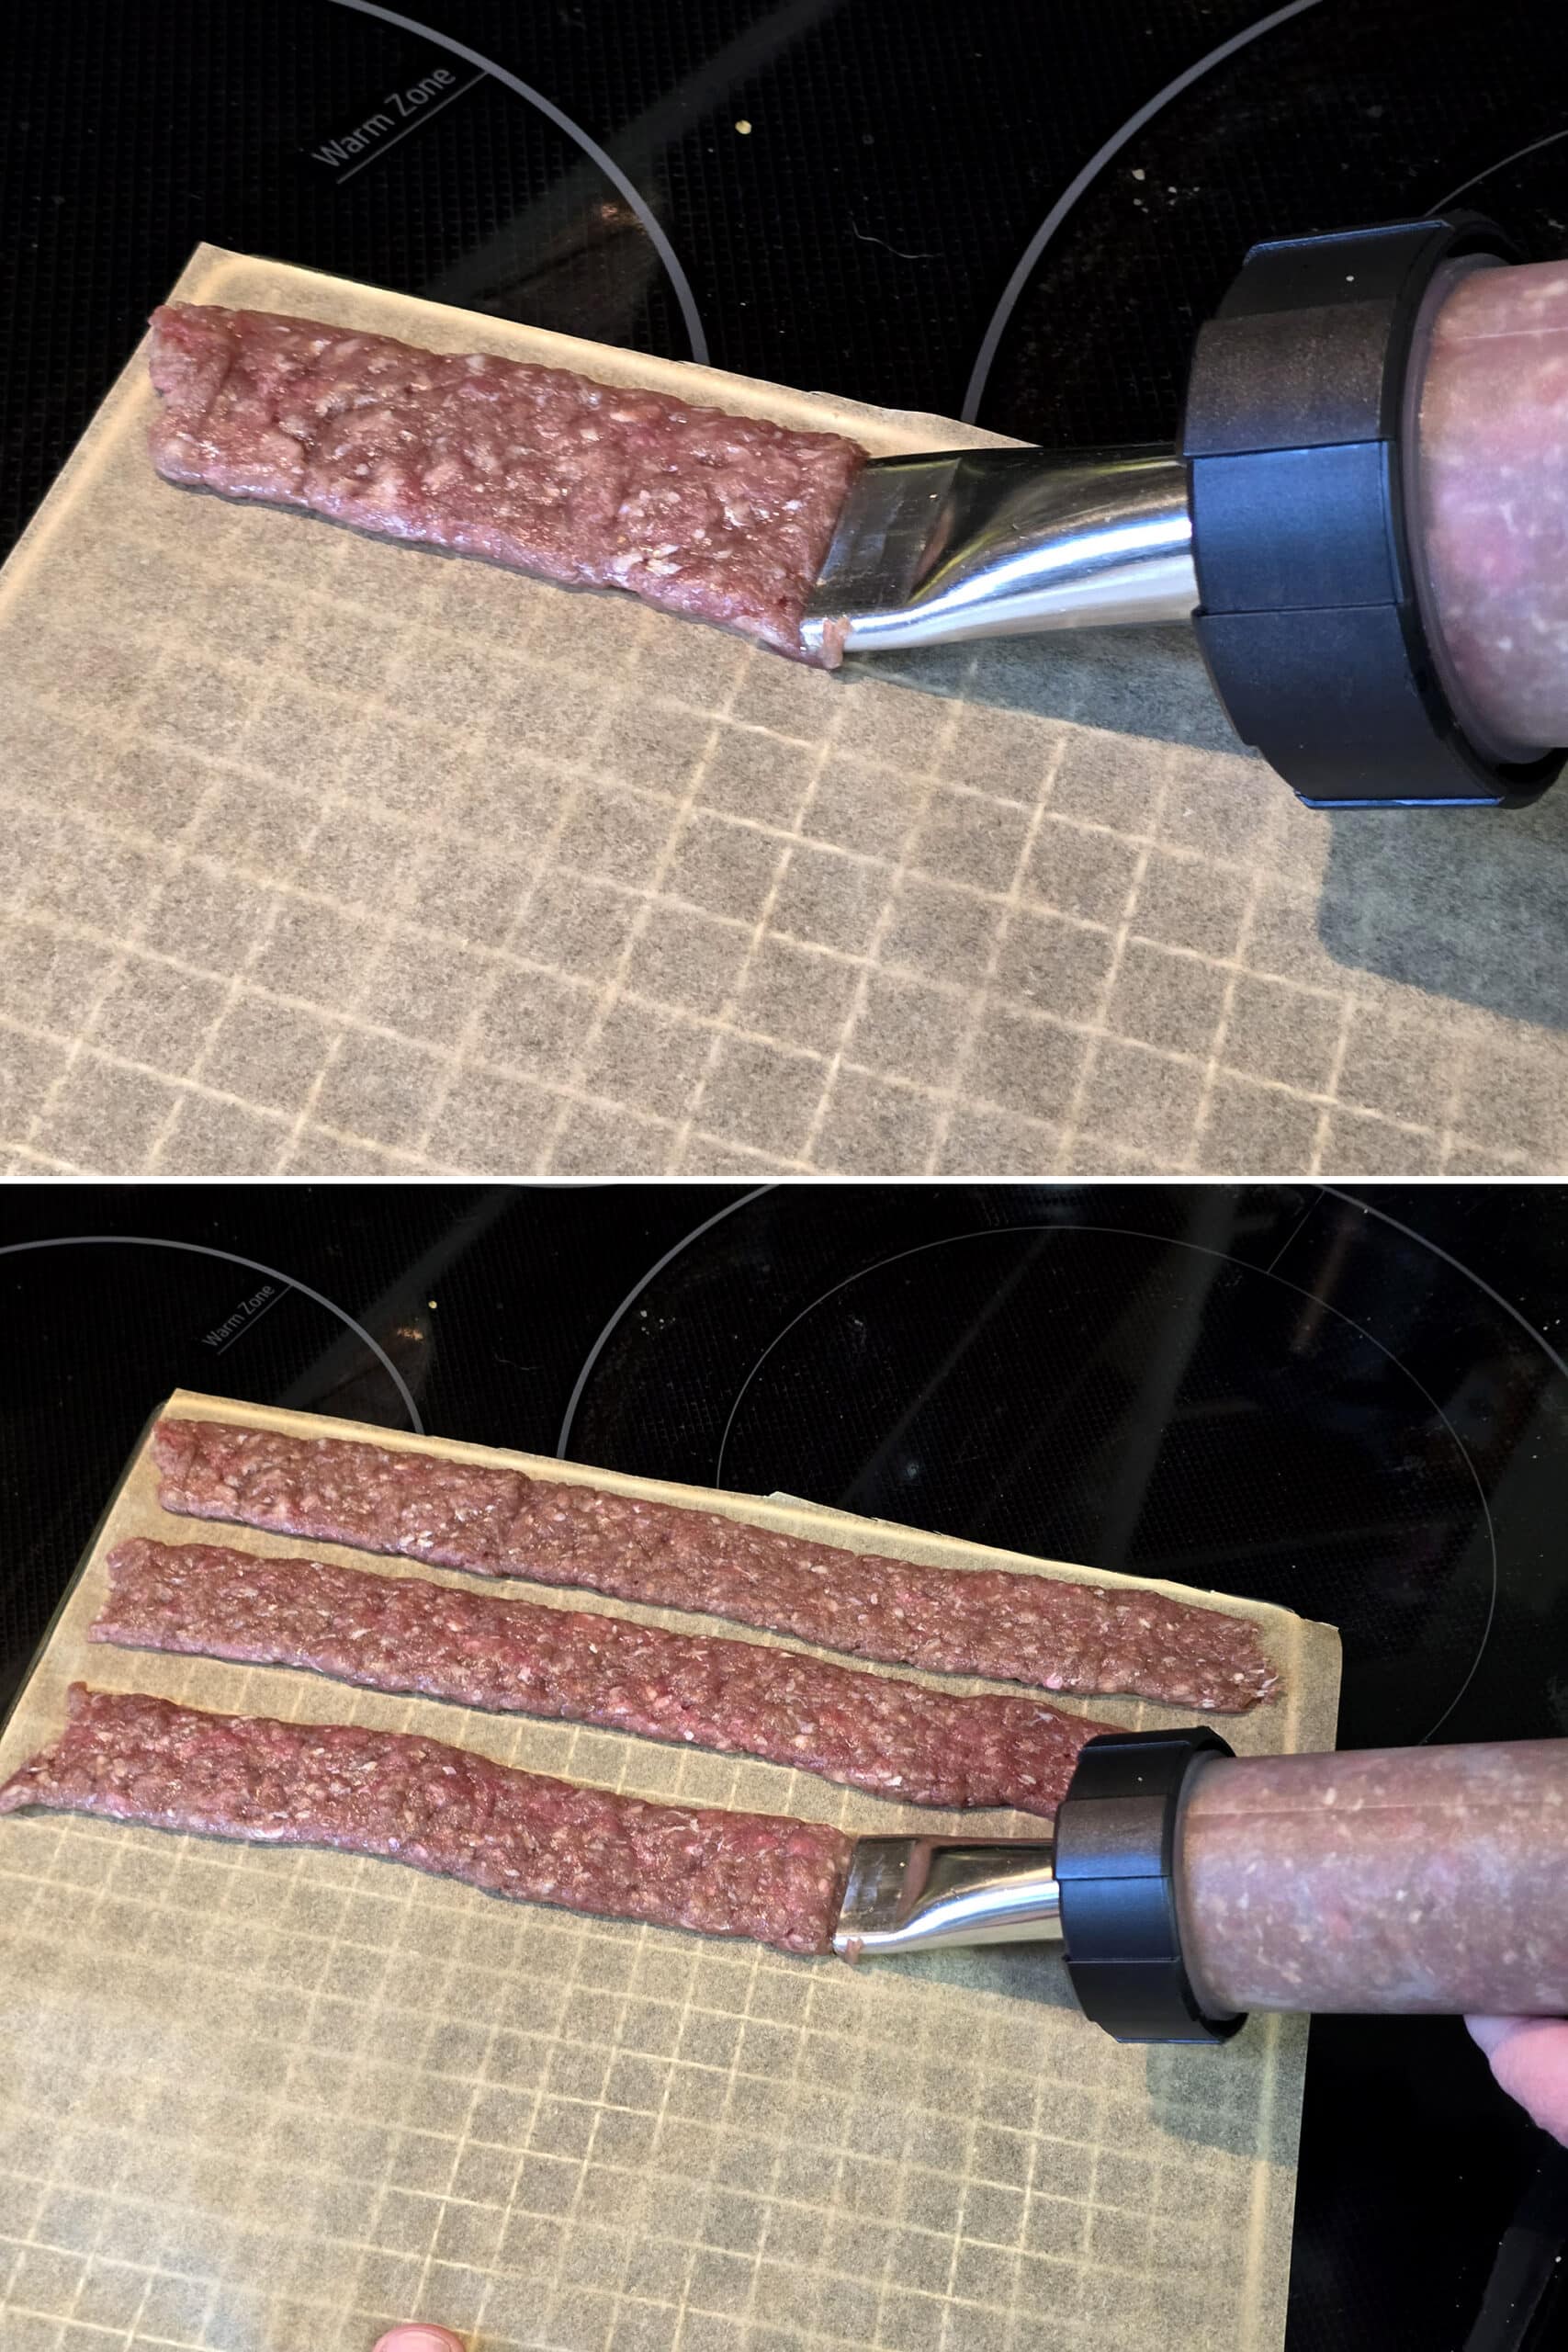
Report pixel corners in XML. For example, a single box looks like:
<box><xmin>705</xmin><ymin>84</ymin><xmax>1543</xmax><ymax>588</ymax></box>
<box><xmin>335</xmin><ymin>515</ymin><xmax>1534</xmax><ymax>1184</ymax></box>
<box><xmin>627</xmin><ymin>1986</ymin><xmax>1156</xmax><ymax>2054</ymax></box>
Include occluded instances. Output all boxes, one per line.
<box><xmin>95</xmin><ymin>1538</ymin><xmax>1107</xmax><ymax>1817</ymax></box>
<box><xmin>1177</xmin><ymin>1739</ymin><xmax>1568</xmax><ymax>2016</ymax></box>
<box><xmin>153</xmin><ymin>1419</ymin><xmax>1280</xmax><ymax>1711</ymax></box>
<box><xmin>147</xmin><ymin>303</ymin><xmax>864</xmax><ymax>662</ymax></box>
<box><xmin>1418</xmin><ymin>257</ymin><xmax>1568</xmax><ymax>753</ymax></box>
<box><xmin>0</xmin><ymin>1686</ymin><xmax>851</xmax><ymax>1957</ymax></box>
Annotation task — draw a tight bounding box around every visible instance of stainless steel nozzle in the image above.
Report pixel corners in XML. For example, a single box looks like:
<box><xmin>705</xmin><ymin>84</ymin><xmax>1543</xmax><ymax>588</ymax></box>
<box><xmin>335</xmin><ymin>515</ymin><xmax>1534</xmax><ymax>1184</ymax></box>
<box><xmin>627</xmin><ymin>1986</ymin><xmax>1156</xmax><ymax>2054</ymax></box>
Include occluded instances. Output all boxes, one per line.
<box><xmin>799</xmin><ymin>447</ymin><xmax>1197</xmax><ymax>660</ymax></box>
<box><xmin>833</xmin><ymin>1837</ymin><xmax>1064</xmax><ymax>1962</ymax></box>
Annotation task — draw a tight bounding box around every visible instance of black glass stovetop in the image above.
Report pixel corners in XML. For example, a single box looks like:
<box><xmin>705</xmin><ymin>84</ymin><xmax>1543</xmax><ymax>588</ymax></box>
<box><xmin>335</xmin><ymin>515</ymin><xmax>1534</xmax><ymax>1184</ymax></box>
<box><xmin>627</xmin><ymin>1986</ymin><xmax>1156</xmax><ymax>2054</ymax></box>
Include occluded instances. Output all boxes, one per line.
<box><xmin>1</xmin><ymin>1180</ymin><xmax>1566</xmax><ymax>2350</ymax></box>
<box><xmin>8</xmin><ymin>1</ymin><xmax>1568</xmax><ymax>560</ymax></box>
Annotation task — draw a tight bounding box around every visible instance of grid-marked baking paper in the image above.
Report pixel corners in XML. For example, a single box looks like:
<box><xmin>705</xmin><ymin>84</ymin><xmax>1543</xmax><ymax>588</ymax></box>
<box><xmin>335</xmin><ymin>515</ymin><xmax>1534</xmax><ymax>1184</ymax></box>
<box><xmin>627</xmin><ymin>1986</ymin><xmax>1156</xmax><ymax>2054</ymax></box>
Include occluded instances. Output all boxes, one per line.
<box><xmin>4</xmin><ymin>241</ymin><xmax>1566</xmax><ymax>1182</ymax></box>
<box><xmin>0</xmin><ymin>1388</ymin><xmax>1341</xmax><ymax>2352</ymax></box>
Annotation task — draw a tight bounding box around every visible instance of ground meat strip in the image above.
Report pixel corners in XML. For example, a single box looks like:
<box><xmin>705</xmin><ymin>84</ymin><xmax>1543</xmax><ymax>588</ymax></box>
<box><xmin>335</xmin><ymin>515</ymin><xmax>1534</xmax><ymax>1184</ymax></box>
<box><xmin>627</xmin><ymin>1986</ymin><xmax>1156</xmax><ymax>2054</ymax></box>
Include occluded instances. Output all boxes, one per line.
<box><xmin>146</xmin><ymin>303</ymin><xmax>865</xmax><ymax>663</ymax></box>
<box><xmin>94</xmin><ymin>1539</ymin><xmax>1108</xmax><ymax>1817</ymax></box>
<box><xmin>152</xmin><ymin>1419</ymin><xmax>1279</xmax><ymax>1710</ymax></box>
<box><xmin>0</xmin><ymin>1686</ymin><xmax>850</xmax><ymax>1957</ymax></box>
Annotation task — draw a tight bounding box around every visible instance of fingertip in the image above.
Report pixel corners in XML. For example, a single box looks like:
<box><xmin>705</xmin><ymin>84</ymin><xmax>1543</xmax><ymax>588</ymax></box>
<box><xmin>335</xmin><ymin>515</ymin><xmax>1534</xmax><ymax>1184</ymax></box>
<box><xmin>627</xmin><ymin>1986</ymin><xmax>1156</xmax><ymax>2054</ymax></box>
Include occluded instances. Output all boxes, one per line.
<box><xmin>1469</xmin><ymin>2015</ymin><xmax>1568</xmax><ymax>2146</ymax></box>
<box><xmin>371</xmin><ymin>2329</ymin><xmax>467</xmax><ymax>2352</ymax></box>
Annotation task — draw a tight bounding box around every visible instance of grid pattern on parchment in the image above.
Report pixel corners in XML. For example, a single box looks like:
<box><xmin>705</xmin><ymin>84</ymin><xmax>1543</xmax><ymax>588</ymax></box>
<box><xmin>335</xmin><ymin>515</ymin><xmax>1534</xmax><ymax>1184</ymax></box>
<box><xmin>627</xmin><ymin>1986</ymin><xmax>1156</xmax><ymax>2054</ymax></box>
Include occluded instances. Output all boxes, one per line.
<box><xmin>2</xmin><ymin>245</ymin><xmax>1564</xmax><ymax>1183</ymax></box>
<box><xmin>0</xmin><ymin>1396</ymin><xmax>1338</xmax><ymax>2352</ymax></box>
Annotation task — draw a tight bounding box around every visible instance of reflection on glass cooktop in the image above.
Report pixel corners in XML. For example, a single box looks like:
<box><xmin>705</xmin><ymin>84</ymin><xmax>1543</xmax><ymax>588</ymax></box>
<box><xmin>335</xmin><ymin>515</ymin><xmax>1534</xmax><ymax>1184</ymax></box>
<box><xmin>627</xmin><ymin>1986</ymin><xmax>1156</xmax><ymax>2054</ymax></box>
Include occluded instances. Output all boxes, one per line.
<box><xmin>569</xmin><ymin>1196</ymin><xmax>1559</xmax><ymax>1758</ymax></box>
<box><xmin>2</xmin><ymin>1183</ymin><xmax>1566</xmax><ymax>2352</ymax></box>
<box><xmin>11</xmin><ymin>1</ymin><xmax>1568</xmax><ymax>554</ymax></box>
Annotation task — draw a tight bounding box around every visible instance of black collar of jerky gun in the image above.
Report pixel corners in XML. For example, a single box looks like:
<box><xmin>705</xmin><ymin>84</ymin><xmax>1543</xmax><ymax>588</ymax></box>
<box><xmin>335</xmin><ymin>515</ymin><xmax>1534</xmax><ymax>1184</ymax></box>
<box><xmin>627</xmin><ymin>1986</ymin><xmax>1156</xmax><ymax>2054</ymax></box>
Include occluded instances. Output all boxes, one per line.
<box><xmin>1053</xmin><ymin>1724</ymin><xmax>1244</xmax><ymax>2044</ymax></box>
<box><xmin>1182</xmin><ymin>211</ymin><xmax>1565</xmax><ymax>810</ymax></box>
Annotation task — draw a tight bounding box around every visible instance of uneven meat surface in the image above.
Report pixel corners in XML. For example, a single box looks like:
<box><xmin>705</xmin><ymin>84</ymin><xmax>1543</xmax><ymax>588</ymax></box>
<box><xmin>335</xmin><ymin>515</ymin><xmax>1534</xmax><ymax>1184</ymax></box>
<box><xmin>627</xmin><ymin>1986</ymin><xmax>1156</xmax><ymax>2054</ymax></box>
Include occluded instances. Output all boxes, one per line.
<box><xmin>153</xmin><ymin>1419</ymin><xmax>1280</xmax><ymax>1710</ymax></box>
<box><xmin>0</xmin><ymin>1686</ymin><xmax>851</xmax><ymax>1957</ymax></box>
<box><xmin>147</xmin><ymin>303</ymin><xmax>864</xmax><ymax>662</ymax></box>
<box><xmin>1418</xmin><ymin>258</ymin><xmax>1568</xmax><ymax>752</ymax></box>
<box><xmin>95</xmin><ymin>1539</ymin><xmax>1107</xmax><ymax>1816</ymax></box>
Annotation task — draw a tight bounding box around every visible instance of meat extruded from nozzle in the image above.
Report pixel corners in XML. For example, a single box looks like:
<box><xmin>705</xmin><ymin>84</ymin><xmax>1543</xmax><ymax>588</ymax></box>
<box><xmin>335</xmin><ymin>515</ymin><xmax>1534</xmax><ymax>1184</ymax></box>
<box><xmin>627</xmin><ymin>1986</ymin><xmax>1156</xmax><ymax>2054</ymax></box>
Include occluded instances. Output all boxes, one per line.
<box><xmin>93</xmin><ymin>1537</ymin><xmax>1110</xmax><ymax>1816</ymax></box>
<box><xmin>0</xmin><ymin>1686</ymin><xmax>852</xmax><ymax>1957</ymax></box>
<box><xmin>152</xmin><ymin>1418</ymin><xmax>1280</xmax><ymax>1711</ymax></box>
<box><xmin>146</xmin><ymin>302</ymin><xmax>865</xmax><ymax>663</ymax></box>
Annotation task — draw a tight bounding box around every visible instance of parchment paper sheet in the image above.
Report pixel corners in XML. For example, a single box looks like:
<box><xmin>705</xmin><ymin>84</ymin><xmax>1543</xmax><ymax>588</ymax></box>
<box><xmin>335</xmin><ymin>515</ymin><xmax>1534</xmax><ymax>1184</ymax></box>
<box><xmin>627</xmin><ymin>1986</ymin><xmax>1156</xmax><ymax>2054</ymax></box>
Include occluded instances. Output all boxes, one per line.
<box><xmin>0</xmin><ymin>1389</ymin><xmax>1340</xmax><ymax>2352</ymax></box>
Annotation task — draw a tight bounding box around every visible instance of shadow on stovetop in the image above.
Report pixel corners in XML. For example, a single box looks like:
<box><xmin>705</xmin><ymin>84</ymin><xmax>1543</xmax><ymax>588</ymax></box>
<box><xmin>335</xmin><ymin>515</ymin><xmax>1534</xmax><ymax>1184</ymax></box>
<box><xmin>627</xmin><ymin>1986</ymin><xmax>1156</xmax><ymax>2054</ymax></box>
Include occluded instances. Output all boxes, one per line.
<box><xmin>866</xmin><ymin>624</ymin><xmax>1568</xmax><ymax>1035</ymax></box>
